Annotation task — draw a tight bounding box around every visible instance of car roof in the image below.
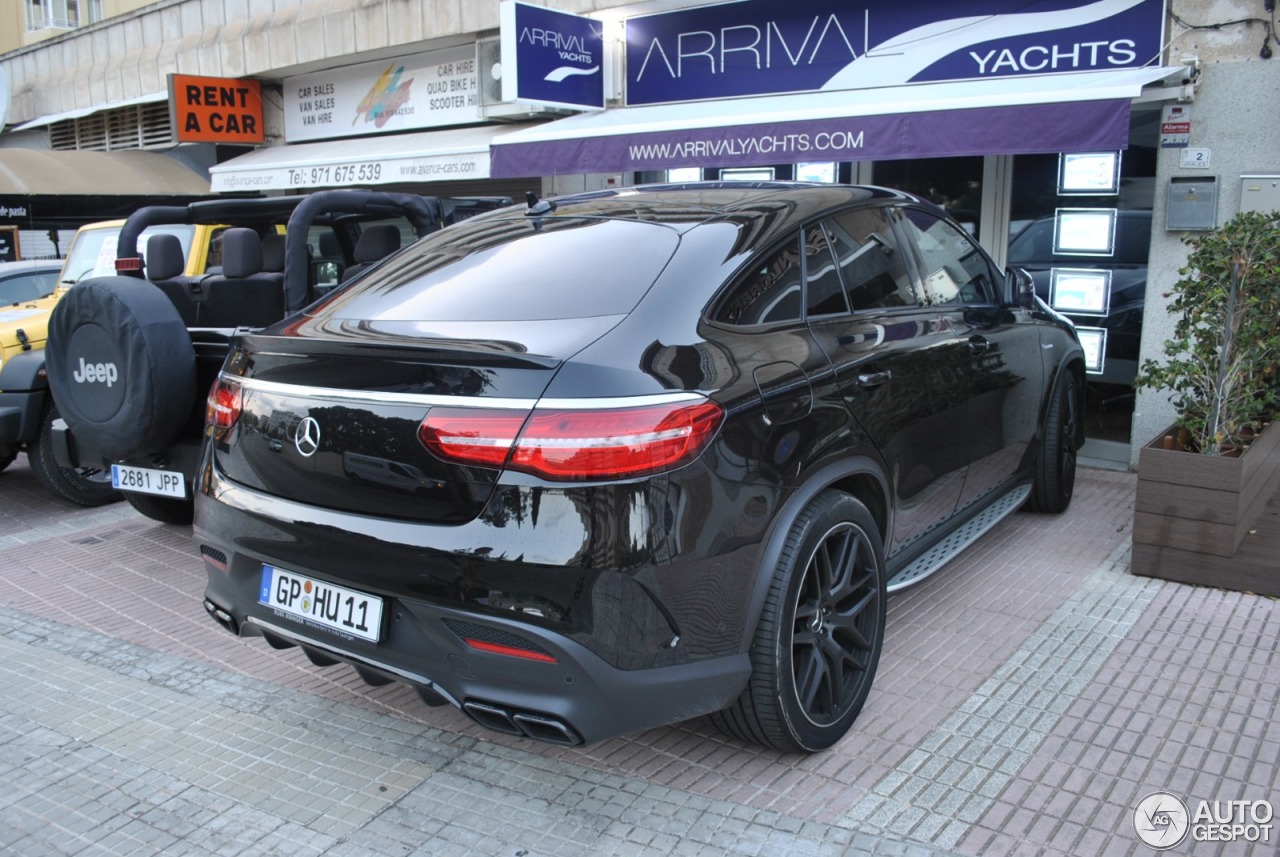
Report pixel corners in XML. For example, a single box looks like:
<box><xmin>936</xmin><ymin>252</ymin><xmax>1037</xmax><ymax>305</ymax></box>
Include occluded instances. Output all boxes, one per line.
<box><xmin>489</xmin><ymin>182</ymin><xmax>923</xmax><ymax>226</ymax></box>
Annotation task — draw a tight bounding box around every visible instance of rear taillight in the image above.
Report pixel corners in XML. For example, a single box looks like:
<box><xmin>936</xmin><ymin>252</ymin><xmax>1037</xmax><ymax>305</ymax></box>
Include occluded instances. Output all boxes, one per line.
<box><xmin>206</xmin><ymin>378</ymin><xmax>242</xmax><ymax>430</ymax></box>
<box><xmin>418</xmin><ymin>398</ymin><xmax>724</xmax><ymax>481</ymax></box>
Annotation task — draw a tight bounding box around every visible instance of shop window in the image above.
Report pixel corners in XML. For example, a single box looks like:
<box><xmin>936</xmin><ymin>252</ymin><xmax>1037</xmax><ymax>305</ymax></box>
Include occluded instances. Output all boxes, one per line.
<box><xmin>871</xmin><ymin>156</ymin><xmax>984</xmax><ymax>237</ymax></box>
<box><xmin>720</xmin><ymin>167</ymin><xmax>775</xmax><ymax>181</ymax></box>
<box><xmin>797</xmin><ymin>162</ymin><xmax>837</xmax><ymax>183</ymax></box>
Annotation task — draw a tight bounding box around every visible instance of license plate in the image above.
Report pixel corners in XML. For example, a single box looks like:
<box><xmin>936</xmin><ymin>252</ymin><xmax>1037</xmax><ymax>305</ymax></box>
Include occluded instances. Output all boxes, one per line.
<box><xmin>259</xmin><ymin>565</ymin><xmax>383</xmax><ymax>643</ymax></box>
<box><xmin>111</xmin><ymin>464</ymin><xmax>186</xmax><ymax>498</ymax></box>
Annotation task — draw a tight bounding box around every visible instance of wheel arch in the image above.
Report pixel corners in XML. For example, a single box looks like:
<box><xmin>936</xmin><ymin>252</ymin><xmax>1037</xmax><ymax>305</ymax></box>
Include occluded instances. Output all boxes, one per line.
<box><xmin>0</xmin><ymin>348</ymin><xmax>49</xmax><ymax>392</ymax></box>
<box><xmin>735</xmin><ymin>456</ymin><xmax>890</xmax><ymax>653</ymax></box>
<box><xmin>1049</xmin><ymin>355</ymin><xmax>1087</xmax><ymax>451</ymax></box>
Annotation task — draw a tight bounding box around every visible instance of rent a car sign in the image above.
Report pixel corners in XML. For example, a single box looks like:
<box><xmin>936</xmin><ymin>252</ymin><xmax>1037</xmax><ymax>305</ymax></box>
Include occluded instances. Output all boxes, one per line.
<box><xmin>169</xmin><ymin>74</ymin><xmax>265</xmax><ymax>144</ymax></box>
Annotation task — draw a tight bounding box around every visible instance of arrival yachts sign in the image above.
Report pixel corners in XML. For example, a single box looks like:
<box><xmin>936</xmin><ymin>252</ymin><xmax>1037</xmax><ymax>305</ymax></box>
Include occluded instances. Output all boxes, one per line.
<box><xmin>625</xmin><ymin>0</ymin><xmax>1166</xmax><ymax>105</ymax></box>
<box><xmin>501</xmin><ymin>1</ymin><xmax>605</xmax><ymax>110</ymax></box>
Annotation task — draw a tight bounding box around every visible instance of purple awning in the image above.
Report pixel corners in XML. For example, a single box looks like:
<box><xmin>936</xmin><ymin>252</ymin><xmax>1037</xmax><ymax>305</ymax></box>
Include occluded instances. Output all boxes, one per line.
<box><xmin>490</xmin><ymin>98</ymin><xmax>1131</xmax><ymax>177</ymax></box>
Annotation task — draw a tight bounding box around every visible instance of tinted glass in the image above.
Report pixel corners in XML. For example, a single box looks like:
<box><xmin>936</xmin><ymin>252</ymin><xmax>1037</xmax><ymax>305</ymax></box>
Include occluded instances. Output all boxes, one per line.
<box><xmin>805</xmin><ymin>224</ymin><xmax>848</xmax><ymax>317</ymax></box>
<box><xmin>0</xmin><ymin>269</ymin><xmax>58</xmax><ymax>303</ymax></box>
<box><xmin>1007</xmin><ymin>212</ymin><xmax>1151</xmax><ymax>266</ymax></box>
<box><xmin>59</xmin><ymin>224</ymin><xmax>196</xmax><ymax>284</ymax></box>
<box><xmin>899</xmin><ymin>208</ymin><xmax>1001</xmax><ymax>306</ymax></box>
<box><xmin>319</xmin><ymin>217</ymin><xmax>680</xmax><ymax>322</ymax></box>
<box><xmin>824</xmin><ymin>209</ymin><xmax>916</xmax><ymax>311</ymax></box>
<box><xmin>713</xmin><ymin>235</ymin><xmax>803</xmax><ymax>326</ymax></box>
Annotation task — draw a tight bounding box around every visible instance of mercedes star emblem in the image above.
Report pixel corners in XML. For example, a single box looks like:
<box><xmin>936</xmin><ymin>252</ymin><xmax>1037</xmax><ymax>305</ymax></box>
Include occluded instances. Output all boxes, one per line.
<box><xmin>294</xmin><ymin>416</ymin><xmax>321</xmax><ymax>457</ymax></box>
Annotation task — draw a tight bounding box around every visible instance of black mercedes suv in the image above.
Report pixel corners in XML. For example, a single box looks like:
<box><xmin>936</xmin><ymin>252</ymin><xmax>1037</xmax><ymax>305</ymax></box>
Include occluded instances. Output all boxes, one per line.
<box><xmin>191</xmin><ymin>183</ymin><xmax>1084</xmax><ymax>752</ymax></box>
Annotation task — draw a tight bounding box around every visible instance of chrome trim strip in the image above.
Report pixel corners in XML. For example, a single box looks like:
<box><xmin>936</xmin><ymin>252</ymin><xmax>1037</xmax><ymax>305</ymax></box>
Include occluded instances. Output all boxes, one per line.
<box><xmin>224</xmin><ymin>375</ymin><xmax>706</xmax><ymax>410</ymax></box>
<box><xmin>244</xmin><ymin>615</ymin><xmax>461</xmax><ymax>707</ymax></box>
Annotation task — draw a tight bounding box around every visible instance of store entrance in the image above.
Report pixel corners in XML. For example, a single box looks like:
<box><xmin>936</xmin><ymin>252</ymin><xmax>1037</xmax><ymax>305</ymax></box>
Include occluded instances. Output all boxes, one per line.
<box><xmin>869</xmin><ymin>115</ymin><xmax>1158</xmax><ymax>464</ymax></box>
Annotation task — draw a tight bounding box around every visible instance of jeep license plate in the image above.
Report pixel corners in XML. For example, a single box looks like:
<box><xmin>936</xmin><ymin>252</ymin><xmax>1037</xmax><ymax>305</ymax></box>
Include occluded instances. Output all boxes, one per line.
<box><xmin>111</xmin><ymin>464</ymin><xmax>186</xmax><ymax>498</ymax></box>
<box><xmin>259</xmin><ymin>565</ymin><xmax>383</xmax><ymax>643</ymax></box>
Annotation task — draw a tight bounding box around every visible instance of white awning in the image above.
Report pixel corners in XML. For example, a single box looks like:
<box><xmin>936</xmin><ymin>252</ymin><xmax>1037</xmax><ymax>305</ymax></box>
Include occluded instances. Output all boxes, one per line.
<box><xmin>0</xmin><ymin>148</ymin><xmax>211</xmax><ymax>195</ymax></box>
<box><xmin>490</xmin><ymin>66</ymin><xmax>1192</xmax><ymax>177</ymax></box>
<box><xmin>13</xmin><ymin>91</ymin><xmax>168</xmax><ymax>131</ymax></box>
<box><xmin>208</xmin><ymin>124</ymin><xmax>537</xmax><ymax>193</ymax></box>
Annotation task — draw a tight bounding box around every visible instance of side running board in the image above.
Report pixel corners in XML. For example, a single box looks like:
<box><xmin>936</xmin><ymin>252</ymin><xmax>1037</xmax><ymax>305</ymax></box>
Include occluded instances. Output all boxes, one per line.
<box><xmin>886</xmin><ymin>484</ymin><xmax>1032</xmax><ymax>593</ymax></box>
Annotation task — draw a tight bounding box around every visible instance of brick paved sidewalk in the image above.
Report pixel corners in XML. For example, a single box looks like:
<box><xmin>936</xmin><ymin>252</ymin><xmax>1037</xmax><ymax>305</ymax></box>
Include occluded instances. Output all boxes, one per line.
<box><xmin>0</xmin><ymin>459</ymin><xmax>1275</xmax><ymax>856</ymax></box>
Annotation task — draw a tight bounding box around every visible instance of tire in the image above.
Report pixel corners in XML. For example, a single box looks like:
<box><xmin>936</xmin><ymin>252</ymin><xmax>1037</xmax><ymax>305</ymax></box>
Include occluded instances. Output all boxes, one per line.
<box><xmin>0</xmin><ymin>448</ymin><xmax>16</xmax><ymax>473</ymax></box>
<box><xmin>28</xmin><ymin>400</ymin><xmax>120</xmax><ymax>507</ymax></box>
<box><xmin>712</xmin><ymin>490</ymin><xmax>886</xmax><ymax>753</ymax></box>
<box><xmin>1027</xmin><ymin>369</ymin><xmax>1079</xmax><ymax>514</ymax></box>
<box><xmin>46</xmin><ymin>275</ymin><xmax>196</xmax><ymax>462</ymax></box>
<box><xmin>124</xmin><ymin>492</ymin><xmax>195</xmax><ymax>525</ymax></box>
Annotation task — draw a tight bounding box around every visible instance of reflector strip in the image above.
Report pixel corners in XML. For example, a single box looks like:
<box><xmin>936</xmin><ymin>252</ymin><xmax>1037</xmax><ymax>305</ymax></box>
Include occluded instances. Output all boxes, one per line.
<box><xmin>464</xmin><ymin>638</ymin><xmax>558</xmax><ymax>664</ymax></box>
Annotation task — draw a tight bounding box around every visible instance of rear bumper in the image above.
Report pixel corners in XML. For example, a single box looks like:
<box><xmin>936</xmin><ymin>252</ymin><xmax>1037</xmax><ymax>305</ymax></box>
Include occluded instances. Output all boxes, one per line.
<box><xmin>194</xmin><ymin>465</ymin><xmax>759</xmax><ymax>745</ymax></box>
<box><xmin>200</xmin><ymin>586</ymin><xmax>749</xmax><ymax>745</ymax></box>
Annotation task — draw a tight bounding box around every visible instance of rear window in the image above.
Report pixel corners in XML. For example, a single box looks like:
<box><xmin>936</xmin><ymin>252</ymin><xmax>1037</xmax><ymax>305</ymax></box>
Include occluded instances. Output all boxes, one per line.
<box><xmin>316</xmin><ymin>217</ymin><xmax>681</xmax><ymax>322</ymax></box>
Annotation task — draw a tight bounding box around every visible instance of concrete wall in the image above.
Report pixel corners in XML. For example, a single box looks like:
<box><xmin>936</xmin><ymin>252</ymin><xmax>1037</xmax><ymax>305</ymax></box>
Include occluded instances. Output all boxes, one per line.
<box><xmin>1131</xmin><ymin>57</ymin><xmax>1280</xmax><ymax>462</ymax></box>
<box><xmin>0</xmin><ymin>0</ymin><xmax>654</xmax><ymax>126</ymax></box>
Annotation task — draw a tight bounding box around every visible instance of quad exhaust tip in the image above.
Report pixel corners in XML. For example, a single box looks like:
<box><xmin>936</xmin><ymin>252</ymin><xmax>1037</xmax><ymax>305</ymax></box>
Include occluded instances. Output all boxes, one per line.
<box><xmin>463</xmin><ymin>701</ymin><xmax>582</xmax><ymax>746</ymax></box>
<box><xmin>202</xmin><ymin>599</ymin><xmax>239</xmax><ymax>635</ymax></box>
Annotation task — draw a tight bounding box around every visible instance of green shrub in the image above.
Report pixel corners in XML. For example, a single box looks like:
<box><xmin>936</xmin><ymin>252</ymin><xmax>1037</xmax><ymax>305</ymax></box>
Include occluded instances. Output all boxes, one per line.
<box><xmin>1134</xmin><ymin>210</ymin><xmax>1280</xmax><ymax>454</ymax></box>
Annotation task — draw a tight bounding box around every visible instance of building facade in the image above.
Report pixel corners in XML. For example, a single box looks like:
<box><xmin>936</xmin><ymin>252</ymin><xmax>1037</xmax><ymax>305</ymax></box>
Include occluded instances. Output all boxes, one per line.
<box><xmin>1</xmin><ymin>0</ymin><xmax>1277</xmax><ymax>465</ymax></box>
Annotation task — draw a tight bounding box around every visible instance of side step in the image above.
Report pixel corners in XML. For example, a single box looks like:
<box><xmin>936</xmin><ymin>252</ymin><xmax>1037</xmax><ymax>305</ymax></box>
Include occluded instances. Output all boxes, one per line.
<box><xmin>887</xmin><ymin>484</ymin><xmax>1032</xmax><ymax>593</ymax></box>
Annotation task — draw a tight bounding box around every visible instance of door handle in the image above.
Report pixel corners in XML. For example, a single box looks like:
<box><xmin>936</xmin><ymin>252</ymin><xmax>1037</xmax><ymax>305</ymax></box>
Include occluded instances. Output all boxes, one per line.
<box><xmin>857</xmin><ymin>370</ymin><xmax>892</xmax><ymax>388</ymax></box>
<box><xmin>968</xmin><ymin>336</ymin><xmax>990</xmax><ymax>356</ymax></box>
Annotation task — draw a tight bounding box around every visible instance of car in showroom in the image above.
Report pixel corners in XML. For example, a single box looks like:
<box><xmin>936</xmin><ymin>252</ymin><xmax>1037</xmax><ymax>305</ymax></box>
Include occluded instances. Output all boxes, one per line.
<box><xmin>174</xmin><ymin>182</ymin><xmax>1080</xmax><ymax>752</ymax></box>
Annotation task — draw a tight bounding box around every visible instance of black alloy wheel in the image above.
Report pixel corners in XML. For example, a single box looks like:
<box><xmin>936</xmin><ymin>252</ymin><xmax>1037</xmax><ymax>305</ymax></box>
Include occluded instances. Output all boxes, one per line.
<box><xmin>713</xmin><ymin>490</ymin><xmax>886</xmax><ymax>753</ymax></box>
<box><xmin>1028</xmin><ymin>370</ymin><xmax>1078</xmax><ymax>513</ymax></box>
<box><xmin>788</xmin><ymin>518</ymin><xmax>881</xmax><ymax>731</ymax></box>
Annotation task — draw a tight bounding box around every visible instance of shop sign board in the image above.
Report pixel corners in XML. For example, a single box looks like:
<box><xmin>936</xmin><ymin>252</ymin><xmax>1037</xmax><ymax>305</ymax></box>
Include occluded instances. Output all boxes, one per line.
<box><xmin>0</xmin><ymin>226</ymin><xmax>18</xmax><ymax>262</ymax></box>
<box><xmin>0</xmin><ymin>201</ymin><xmax>32</xmax><ymax>224</ymax></box>
<box><xmin>210</xmin><ymin>150</ymin><xmax>490</xmax><ymax>193</ymax></box>
<box><xmin>284</xmin><ymin>46</ymin><xmax>479</xmax><ymax>143</ymax></box>
<box><xmin>489</xmin><ymin>97</ymin><xmax>1131</xmax><ymax>177</ymax></box>
<box><xmin>501</xmin><ymin>1</ymin><xmax>605</xmax><ymax>110</ymax></box>
<box><xmin>169</xmin><ymin>74</ymin><xmax>265</xmax><ymax>144</ymax></box>
<box><xmin>625</xmin><ymin>0</ymin><xmax>1166</xmax><ymax>106</ymax></box>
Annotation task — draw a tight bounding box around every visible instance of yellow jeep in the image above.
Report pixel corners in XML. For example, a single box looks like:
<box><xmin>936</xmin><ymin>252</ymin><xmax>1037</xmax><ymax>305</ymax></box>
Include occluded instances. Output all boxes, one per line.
<box><xmin>0</xmin><ymin>219</ymin><xmax>228</xmax><ymax>504</ymax></box>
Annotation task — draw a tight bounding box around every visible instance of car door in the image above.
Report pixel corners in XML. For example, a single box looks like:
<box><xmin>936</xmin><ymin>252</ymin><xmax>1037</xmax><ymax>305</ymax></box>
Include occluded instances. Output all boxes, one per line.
<box><xmin>895</xmin><ymin>206</ymin><xmax>1045</xmax><ymax>513</ymax></box>
<box><xmin>804</xmin><ymin>207</ymin><xmax>970</xmax><ymax>558</ymax></box>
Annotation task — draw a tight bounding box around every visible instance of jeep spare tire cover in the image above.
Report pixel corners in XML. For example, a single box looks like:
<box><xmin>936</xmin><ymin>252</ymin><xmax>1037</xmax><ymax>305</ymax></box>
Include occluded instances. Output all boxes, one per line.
<box><xmin>47</xmin><ymin>276</ymin><xmax>196</xmax><ymax>461</ymax></box>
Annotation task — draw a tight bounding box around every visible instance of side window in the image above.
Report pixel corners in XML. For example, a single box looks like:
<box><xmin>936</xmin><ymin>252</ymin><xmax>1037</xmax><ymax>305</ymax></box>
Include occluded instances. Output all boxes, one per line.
<box><xmin>898</xmin><ymin>207</ymin><xmax>1001</xmax><ymax>306</ymax></box>
<box><xmin>824</xmin><ymin>209</ymin><xmax>917</xmax><ymax>311</ymax></box>
<box><xmin>713</xmin><ymin>236</ymin><xmax>803</xmax><ymax>326</ymax></box>
<box><xmin>205</xmin><ymin>226</ymin><xmax>229</xmax><ymax>274</ymax></box>
<box><xmin>804</xmin><ymin>224</ymin><xmax>848</xmax><ymax>318</ymax></box>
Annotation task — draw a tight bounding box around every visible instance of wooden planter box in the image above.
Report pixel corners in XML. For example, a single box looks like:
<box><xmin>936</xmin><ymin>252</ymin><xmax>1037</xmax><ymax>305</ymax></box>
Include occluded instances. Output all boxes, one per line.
<box><xmin>1131</xmin><ymin>421</ymin><xmax>1280</xmax><ymax>596</ymax></box>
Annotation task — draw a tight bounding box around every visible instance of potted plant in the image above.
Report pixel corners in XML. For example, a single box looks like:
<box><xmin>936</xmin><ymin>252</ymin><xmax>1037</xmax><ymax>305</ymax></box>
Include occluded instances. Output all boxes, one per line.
<box><xmin>1130</xmin><ymin>209</ymin><xmax>1280</xmax><ymax>594</ymax></box>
